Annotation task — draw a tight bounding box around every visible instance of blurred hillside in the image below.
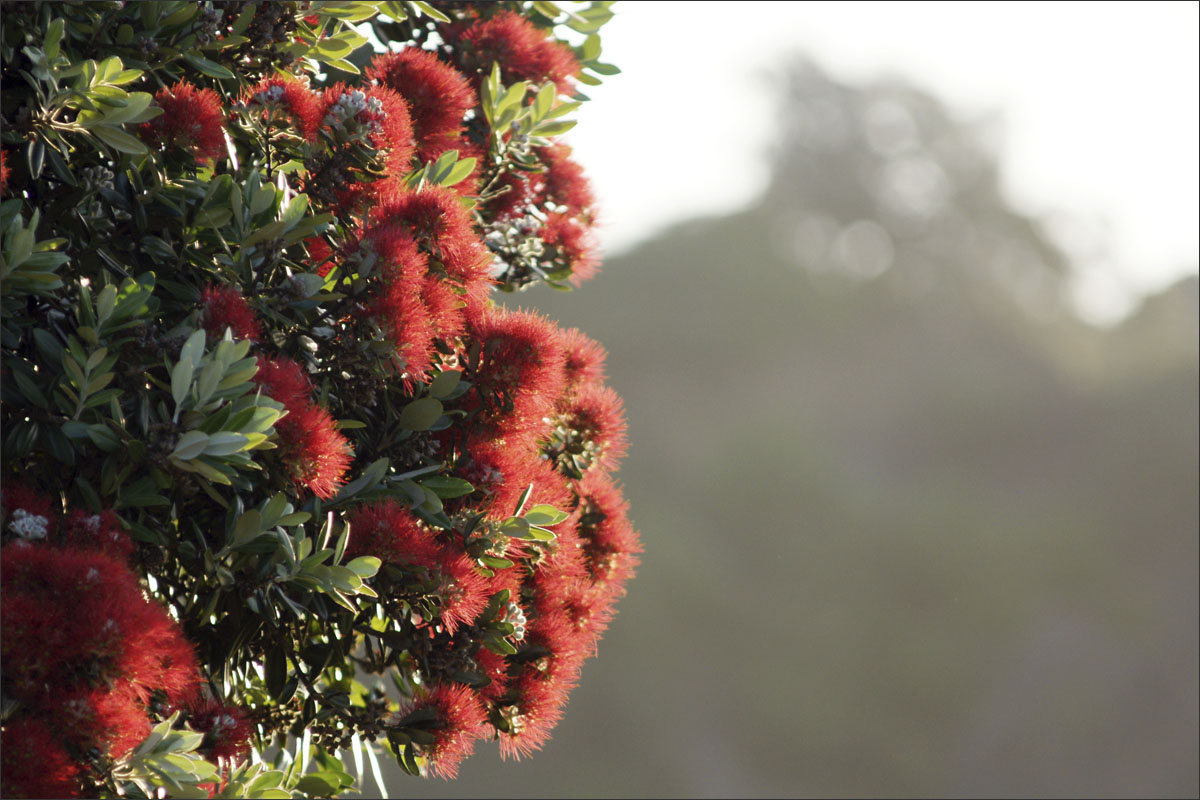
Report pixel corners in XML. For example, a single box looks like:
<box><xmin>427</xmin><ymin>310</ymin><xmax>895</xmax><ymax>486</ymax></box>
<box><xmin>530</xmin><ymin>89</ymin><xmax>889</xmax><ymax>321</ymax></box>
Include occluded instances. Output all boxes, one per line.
<box><xmin>377</xmin><ymin>61</ymin><xmax>1199</xmax><ymax>798</ymax></box>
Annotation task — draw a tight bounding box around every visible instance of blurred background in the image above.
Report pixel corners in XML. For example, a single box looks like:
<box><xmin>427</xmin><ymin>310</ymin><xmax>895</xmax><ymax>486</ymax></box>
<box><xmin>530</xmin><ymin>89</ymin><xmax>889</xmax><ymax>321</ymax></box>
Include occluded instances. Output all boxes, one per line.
<box><xmin>373</xmin><ymin>2</ymin><xmax>1199</xmax><ymax>797</ymax></box>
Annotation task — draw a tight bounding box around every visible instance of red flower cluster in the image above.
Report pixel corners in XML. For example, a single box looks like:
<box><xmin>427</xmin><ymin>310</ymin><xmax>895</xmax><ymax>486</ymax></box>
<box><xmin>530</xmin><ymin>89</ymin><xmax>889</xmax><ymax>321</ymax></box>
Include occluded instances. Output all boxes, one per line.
<box><xmin>140</xmin><ymin>81</ymin><xmax>227</xmax><ymax>163</ymax></box>
<box><xmin>449</xmin><ymin>10</ymin><xmax>580</xmax><ymax>93</ymax></box>
<box><xmin>318</xmin><ymin>83</ymin><xmax>414</xmax><ymax>176</ymax></box>
<box><xmin>242</xmin><ymin>74</ymin><xmax>325</xmax><ymax>141</ymax></box>
<box><xmin>346</xmin><ymin>500</ymin><xmax>489</xmax><ymax>633</ymax></box>
<box><xmin>201</xmin><ymin>284</ymin><xmax>262</xmax><ymax>342</ymax></box>
<box><xmin>366</xmin><ymin>48</ymin><xmax>477</xmax><ymax>161</ymax></box>
<box><xmin>186</xmin><ymin>697</ymin><xmax>254</xmax><ymax>762</ymax></box>
<box><xmin>1</xmin><ymin>541</ymin><xmax>201</xmax><ymax>797</ymax></box>
<box><xmin>252</xmin><ymin>356</ymin><xmax>352</xmax><ymax>499</ymax></box>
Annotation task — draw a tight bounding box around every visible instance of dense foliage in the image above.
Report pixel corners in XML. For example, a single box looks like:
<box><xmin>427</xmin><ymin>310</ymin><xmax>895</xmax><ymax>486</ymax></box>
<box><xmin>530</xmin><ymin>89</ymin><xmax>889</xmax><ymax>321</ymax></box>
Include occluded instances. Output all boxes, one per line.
<box><xmin>0</xmin><ymin>1</ymin><xmax>637</xmax><ymax>797</ymax></box>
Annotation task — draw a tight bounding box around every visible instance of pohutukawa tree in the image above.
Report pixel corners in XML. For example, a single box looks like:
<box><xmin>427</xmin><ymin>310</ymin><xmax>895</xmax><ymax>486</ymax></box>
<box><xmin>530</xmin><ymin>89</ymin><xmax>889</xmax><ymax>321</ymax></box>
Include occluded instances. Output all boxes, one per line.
<box><xmin>0</xmin><ymin>2</ymin><xmax>637</xmax><ymax>797</ymax></box>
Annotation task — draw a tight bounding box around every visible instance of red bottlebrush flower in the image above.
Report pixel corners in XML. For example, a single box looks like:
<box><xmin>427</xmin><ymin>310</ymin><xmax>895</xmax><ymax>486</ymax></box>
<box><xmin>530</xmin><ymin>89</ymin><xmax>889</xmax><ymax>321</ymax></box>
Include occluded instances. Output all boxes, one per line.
<box><xmin>345</xmin><ymin>500</ymin><xmax>441</xmax><ymax>567</ymax></box>
<box><xmin>558</xmin><ymin>326</ymin><xmax>608</xmax><ymax>393</ymax></box>
<box><xmin>344</xmin><ymin>500</ymin><xmax>487</xmax><ymax>633</ymax></box>
<box><xmin>541</xmin><ymin>212</ymin><xmax>599</xmax><ymax>285</ymax></box>
<box><xmin>253</xmin><ymin>356</ymin><xmax>313</xmax><ymax>410</ymax></box>
<box><xmin>56</xmin><ymin>684</ymin><xmax>151</xmax><ymax>762</ymax></box>
<box><xmin>465</xmin><ymin>307</ymin><xmax>567</xmax><ymax>437</ymax></box>
<box><xmin>540</xmin><ymin>576</ymin><xmax>616</xmax><ymax>656</ymax></box>
<box><xmin>275</xmin><ymin>402</ymin><xmax>352</xmax><ymax>500</ymax></box>
<box><xmin>364</xmin><ymin>226</ymin><xmax>437</xmax><ymax>383</ymax></box>
<box><xmin>366</xmin><ymin>49</ymin><xmax>476</xmax><ymax>149</ymax></box>
<box><xmin>1</xmin><ymin>149</ymin><xmax>9</xmax><ymax>194</ymax></box>
<box><xmin>453</xmin><ymin>435</ymin><xmax>544</xmax><ymax>518</ymax></box>
<box><xmin>537</xmin><ymin>144</ymin><xmax>595</xmax><ymax>220</ymax></box>
<box><xmin>2</xmin><ymin>481</ymin><xmax>57</xmax><ymax>542</ymax></box>
<box><xmin>549</xmin><ymin>383</ymin><xmax>628</xmax><ymax>473</ymax></box>
<box><xmin>318</xmin><ymin>83</ymin><xmax>415</xmax><ymax>175</ymax></box>
<box><xmin>495</xmin><ymin>664</ymin><xmax>571</xmax><ymax>760</ymax></box>
<box><xmin>188</xmin><ymin>698</ymin><xmax>254</xmax><ymax>761</ymax></box>
<box><xmin>1</xmin><ymin>717</ymin><xmax>83</xmax><ymax>799</ymax></box>
<box><xmin>399</xmin><ymin>683</ymin><xmax>487</xmax><ymax>779</ymax></box>
<box><xmin>435</xmin><ymin>550</ymin><xmax>491</xmax><ymax>634</ymax></box>
<box><xmin>201</xmin><ymin>285</ymin><xmax>261</xmax><ymax>342</ymax></box>
<box><xmin>451</xmin><ymin>10</ymin><xmax>580</xmax><ymax>93</ymax></box>
<box><xmin>371</xmin><ymin>185</ymin><xmax>495</xmax><ymax>305</ymax></box>
<box><xmin>243</xmin><ymin>74</ymin><xmax>324</xmax><ymax>141</ymax></box>
<box><xmin>572</xmin><ymin>470</ymin><xmax>641</xmax><ymax>593</ymax></box>
<box><xmin>2</xmin><ymin>544</ymin><xmax>201</xmax><ymax>708</ymax></box>
<box><xmin>140</xmin><ymin>81</ymin><xmax>227</xmax><ymax>163</ymax></box>
<box><xmin>61</xmin><ymin>509</ymin><xmax>135</xmax><ymax>563</ymax></box>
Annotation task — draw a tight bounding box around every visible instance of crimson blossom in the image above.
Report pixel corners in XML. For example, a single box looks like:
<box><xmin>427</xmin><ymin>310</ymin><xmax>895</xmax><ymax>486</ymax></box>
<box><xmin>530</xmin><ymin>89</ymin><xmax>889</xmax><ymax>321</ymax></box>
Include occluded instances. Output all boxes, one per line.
<box><xmin>139</xmin><ymin>80</ymin><xmax>227</xmax><ymax>163</ymax></box>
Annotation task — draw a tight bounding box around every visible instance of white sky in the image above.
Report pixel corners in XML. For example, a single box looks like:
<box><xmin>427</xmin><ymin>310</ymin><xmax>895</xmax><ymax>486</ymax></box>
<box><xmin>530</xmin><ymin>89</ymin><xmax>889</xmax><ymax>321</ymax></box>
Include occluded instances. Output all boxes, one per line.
<box><xmin>565</xmin><ymin>1</ymin><xmax>1200</xmax><ymax>322</ymax></box>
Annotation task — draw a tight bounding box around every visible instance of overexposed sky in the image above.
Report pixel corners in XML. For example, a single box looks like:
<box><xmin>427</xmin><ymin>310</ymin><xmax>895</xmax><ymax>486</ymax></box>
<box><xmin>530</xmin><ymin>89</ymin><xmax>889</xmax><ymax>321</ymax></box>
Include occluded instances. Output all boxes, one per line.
<box><xmin>566</xmin><ymin>1</ymin><xmax>1200</xmax><ymax>321</ymax></box>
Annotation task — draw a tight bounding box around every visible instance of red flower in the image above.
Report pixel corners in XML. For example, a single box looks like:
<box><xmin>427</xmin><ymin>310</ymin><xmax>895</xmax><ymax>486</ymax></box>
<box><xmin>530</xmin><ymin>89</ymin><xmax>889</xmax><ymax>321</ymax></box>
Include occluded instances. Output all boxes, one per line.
<box><xmin>56</xmin><ymin>684</ymin><xmax>151</xmax><ymax>762</ymax></box>
<box><xmin>366</xmin><ymin>49</ymin><xmax>476</xmax><ymax>151</ymax></box>
<box><xmin>572</xmin><ymin>470</ymin><xmax>641</xmax><ymax>594</ymax></box>
<box><xmin>0</xmin><ymin>149</ymin><xmax>9</xmax><ymax>194</ymax></box>
<box><xmin>399</xmin><ymin>683</ymin><xmax>487</xmax><ymax>779</ymax></box>
<box><xmin>537</xmin><ymin>144</ymin><xmax>595</xmax><ymax>220</ymax></box>
<box><xmin>319</xmin><ymin>83</ymin><xmax>415</xmax><ymax>175</ymax></box>
<box><xmin>541</xmin><ymin>212</ymin><xmax>599</xmax><ymax>285</ymax></box>
<box><xmin>557</xmin><ymin>326</ymin><xmax>608</xmax><ymax>394</ymax></box>
<box><xmin>201</xmin><ymin>285</ymin><xmax>262</xmax><ymax>342</ymax></box>
<box><xmin>253</xmin><ymin>355</ymin><xmax>312</xmax><ymax>411</ymax></box>
<box><xmin>243</xmin><ymin>74</ymin><xmax>324</xmax><ymax>141</ymax></box>
<box><xmin>345</xmin><ymin>500</ymin><xmax>488</xmax><ymax>633</ymax></box>
<box><xmin>276</xmin><ymin>402</ymin><xmax>353</xmax><ymax>500</ymax></box>
<box><xmin>345</xmin><ymin>500</ymin><xmax>441</xmax><ymax>567</ymax></box>
<box><xmin>364</xmin><ymin>227</ymin><xmax>437</xmax><ymax>384</ymax></box>
<box><xmin>2</xmin><ymin>544</ymin><xmax>201</xmax><ymax>708</ymax></box>
<box><xmin>1</xmin><ymin>718</ymin><xmax>83</xmax><ymax>799</ymax></box>
<box><xmin>493</xmin><ymin>609</ymin><xmax>594</xmax><ymax>760</ymax></box>
<box><xmin>188</xmin><ymin>698</ymin><xmax>254</xmax><ymax>761</ymax></box>
<box><xmin>371</xmin><ymin>185</ymin><xmax>495</xmax><ymax>309</ymax></box>
<box><xmin>465</xmin><ymin>307</ymin><xmax>567</xmax><ymax>439</ymax></box>
<box><xmin>450</xmin><ymin>10</ymin><xmax>580</xmax><ymax>93</ymax></box>
<box><xmin>451</xmin><ymin>431</ymin><xmax>568</xmax><ymax>520</ymax></box>
<box><xmin>549</xmin><ymin>383</ymin><xmax>628</xmax><ymax>472</ymax></box>
<box><xmin>473</xmin><ymin>645</ymin><xmax>512</xmax><ymax>702</ymax></box>
<box><xmin>140</xmin><ymin>81</ymin><xmax>227</xmax><ymax>163</ymax></box>
<box><xmin>306</xmin><ymin>236</ymin><xmax>337</xmax><ymax>277</ymax></box>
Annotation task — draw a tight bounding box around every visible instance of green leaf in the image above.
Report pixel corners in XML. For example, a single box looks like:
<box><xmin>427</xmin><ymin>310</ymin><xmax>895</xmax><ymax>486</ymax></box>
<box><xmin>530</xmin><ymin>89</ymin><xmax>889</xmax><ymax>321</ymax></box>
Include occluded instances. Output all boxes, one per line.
<box><xmin>532</xmin><ymin>119</ymin><xmax>577</xmax><ymax>137</ymax></box>
<box><xmin>92</xmin><ymin>124</ymin><xmax>149</xmax><ymax>155</ymax></box>
<box><xmin>419</xmin><ymin>475</ymin><xmax>474</xmax><ymax>498</ymax></box>
<box><xmin>441</xmin><ymin>157</ymin><xmax>476</xmax><ymax>188</ymax></box>
<box><xmin>524</xmin><ymin>504</ymin><xmax>569</xmax><ymax>526</ymax></box>
<box><xmin>183</xmin><ymin>52</ymin><xmax>235</xmax><ymax>80</ymax></box>
<box><xmin>172</xmin><ymin>430</ymin><xmax>209</xmax><ymax>460</ymax></box>
<box><xmin>345</xmin><ymin>556</ymin><xmax>381</xmax><ymax>578</ymax></box>
<box><xmin>396</xmin><ymin>397</ymin><xmax>442</xmax><ymax>431</ymax></box>
<box><xmin>44</xmin><ymin>18</ymin><xmax>64</xmax><ymax>60</ymax></box>
<box><xmin>426</xmin><ymin>369</ymin><xmax>461</xmax><ymax>399</ymax></box>
<box><xmin>204</xmin><ymin>431</ymin><xmax>250</xmax><ymax>456</ymax></box>
<box><xmin>410</xmin><ymin>1</ymin><xmax>450</xmax><ymax>22</ymax></box>
<box><xmin>171</xmin><ymin>357</ymin><xmax>195</xmax><ymax>415</ymax></box>
<box><xmin>295</xmin><ymin>773</ymin><xmax>341</xmax><ymax>796</ymax></box>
